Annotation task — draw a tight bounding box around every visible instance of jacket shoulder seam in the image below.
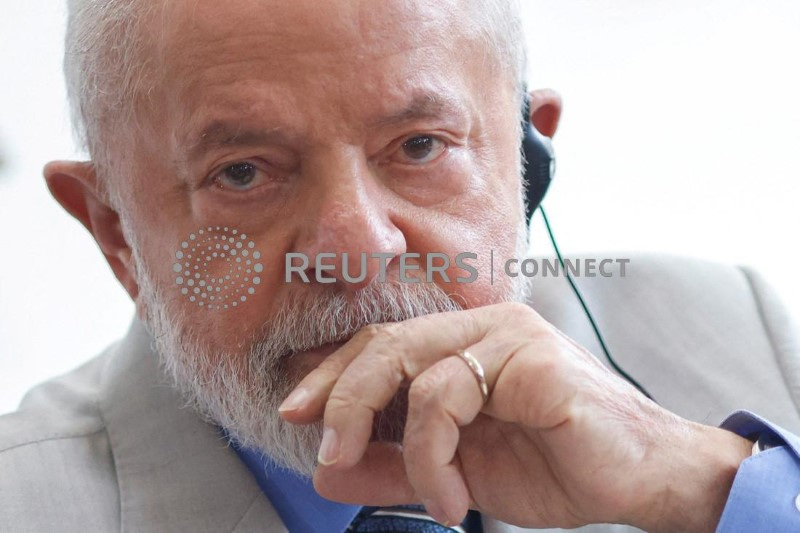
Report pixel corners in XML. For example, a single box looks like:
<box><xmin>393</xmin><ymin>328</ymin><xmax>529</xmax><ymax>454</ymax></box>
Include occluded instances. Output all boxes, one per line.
<box><xmin>0</xmin><ymin>426</ymin><xmax>106</xmax><ymax>455</ymax></box>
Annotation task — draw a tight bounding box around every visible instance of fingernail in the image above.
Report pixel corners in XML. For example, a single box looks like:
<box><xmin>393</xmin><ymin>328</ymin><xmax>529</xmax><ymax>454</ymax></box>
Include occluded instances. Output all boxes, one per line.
<box><xmin>278</xmin><ymin>388</ymin><xmax>309</xmax><ymax>413</ymax></box>
<box><xmin>317</xmin><ymin>427</ymin><xmax>340</xmax><ymax>466</ymax></box>
<box><xmin>422</xmin><ymin>498</ymin><xmax>451</xmax><ymax>526</ymax></box>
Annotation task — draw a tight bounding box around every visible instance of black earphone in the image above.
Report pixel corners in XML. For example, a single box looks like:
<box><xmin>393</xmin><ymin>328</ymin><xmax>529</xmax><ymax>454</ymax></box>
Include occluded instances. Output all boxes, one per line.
<box><xmin>521</xmin><ymin>96</ymin><xmax>555</xmax><ymax>222</ymax></box>
<box><xmin>519</xmin><ymin>96</ymin><xmax>654</xmax><ymax>401</ymax></box>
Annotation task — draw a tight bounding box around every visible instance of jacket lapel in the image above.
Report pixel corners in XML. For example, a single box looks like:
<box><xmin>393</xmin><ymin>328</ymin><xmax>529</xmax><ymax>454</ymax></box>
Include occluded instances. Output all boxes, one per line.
<box><xmin>97</xmin><ymin>319</ymin><xmax>286</xmax><ymax>532</ymax></box>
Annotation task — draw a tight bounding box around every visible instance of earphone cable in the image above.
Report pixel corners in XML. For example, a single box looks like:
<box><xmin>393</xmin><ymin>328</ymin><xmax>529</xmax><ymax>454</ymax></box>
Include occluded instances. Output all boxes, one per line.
<box><xmin>538</xmin><ymin>206</ymin><xmax>655</xmax><ymax>402</ymax></box>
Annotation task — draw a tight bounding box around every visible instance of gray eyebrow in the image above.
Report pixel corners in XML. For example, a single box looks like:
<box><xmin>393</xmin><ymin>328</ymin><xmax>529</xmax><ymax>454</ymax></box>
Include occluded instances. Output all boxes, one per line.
<box><xmin>187</xmin><ymin>121</ymin><xmax>285</xmax><ymax>160</ymax></box>
<box><xmin>371</xmin><ymin>93</ymin><xmax>467</xmax><ymax>128</ymax></box>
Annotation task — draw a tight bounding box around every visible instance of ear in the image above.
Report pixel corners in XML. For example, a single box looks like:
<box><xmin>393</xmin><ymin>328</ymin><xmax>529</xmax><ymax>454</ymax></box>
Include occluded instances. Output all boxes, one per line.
<box><xmin>44</xmin><ymin>161</ymin><xmax>139</xmax><ymax>300</ymax></box>
<box><xmin>528</xmin><ymin>88</ymin><xmax>562</xmax><ymax>138</ymax></box>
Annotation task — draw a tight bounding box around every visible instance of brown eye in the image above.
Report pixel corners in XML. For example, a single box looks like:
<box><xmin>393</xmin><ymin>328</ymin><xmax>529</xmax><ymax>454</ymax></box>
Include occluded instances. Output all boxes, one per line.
<box><xmin>222</xmin><ymin>162</ymin><xmax>256</xmax><ymax>187</ymax></box>
<box><xmin>212</xmin><ymin>161</ymin><xmax>264</xmax><ymax>191</ymax></box>
<box><xmin>397</xmin><ymin>135</ymin><xmax>446</xmax><ymax>164</ymax></box>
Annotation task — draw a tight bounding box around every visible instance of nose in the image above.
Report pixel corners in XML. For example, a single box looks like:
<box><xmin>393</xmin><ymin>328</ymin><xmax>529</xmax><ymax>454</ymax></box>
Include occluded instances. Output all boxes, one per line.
<box><xmin>292</xmin><ymin>146</ymin><xmax>406</xmax><ymax>291</ymax></box>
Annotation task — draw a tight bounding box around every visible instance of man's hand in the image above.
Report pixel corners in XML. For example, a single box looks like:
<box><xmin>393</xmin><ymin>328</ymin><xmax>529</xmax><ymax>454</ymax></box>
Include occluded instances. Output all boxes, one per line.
<box><xmin>279</xmin><ymin>303</ymin><xmax>751</xmax><ymax>531</ymax></box>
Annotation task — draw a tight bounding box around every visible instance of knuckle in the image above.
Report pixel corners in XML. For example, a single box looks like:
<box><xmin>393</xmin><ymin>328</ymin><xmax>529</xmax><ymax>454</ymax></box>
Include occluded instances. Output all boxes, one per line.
<box><xmin>504</xmin><ymin>301</ymin><xmax>540</xmax><ymax>324</ymax></box>
<box><xmin>360</xmin><ymin>327</ymin><xmax>407</xmax><ymax>372</ymax></box>
<box><xmin>368</xmin><ymin>350</ymin><xmax>406</xmax><ymax>388</ymax></box>
<box><xmin>354</xmin><ymin>323</ymin><xmax>386</xmax><ymax>342</ymax></box>
<box><xmin>352</xmin><ymin>323</ymin><xmax>406</xmax><ymax>360</ymax></box>
<box><xmin>326</xmin><ymin>384</ymin><xmax>362</xmax><ymax>412</ymax></box>
<box><xmin>325</xmin><ymin>392</ymin><xmax>354</xmax><ymax>411</ymax></box>
<box><xmin>374</xmin><ymin>321</ymin><xmax>403</xmax><ymax>343</ymax></box>
<box><xmin>517</xmin><ymin>344</ymin><xmax>562</xmax><ymax>380</ymax></box>
<box><xmin>515</xmin><ymin>353</ymin><xmax>578</xmax><ymax>426</ymax></box>
<box><xmin>482</xmin><ymin>302</ymin><xmax>542</xmax><ymax>336</ymax></box>
<box><xmin>408</xmin><ymin>367</ymin><xmax>447</xmax><ymax>407</ymax></box>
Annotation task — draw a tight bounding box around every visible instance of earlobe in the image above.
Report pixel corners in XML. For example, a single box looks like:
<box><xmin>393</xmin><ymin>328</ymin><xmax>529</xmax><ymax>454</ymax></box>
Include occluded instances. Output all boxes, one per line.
<box><xmin>528</xmin><ymin>88</ymin><xmax>563</xmax><ymax>138</ymax></box>
<box><xmin>43</xmin><ymin>161</ymin><xmax>139</xmax><ymax>300</ymax></box>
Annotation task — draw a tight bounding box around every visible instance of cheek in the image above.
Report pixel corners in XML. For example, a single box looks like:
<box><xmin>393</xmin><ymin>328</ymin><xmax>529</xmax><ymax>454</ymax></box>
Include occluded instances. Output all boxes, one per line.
<box><xmin>145</xmin><ymin>224</ymin><xmax>287</xmax><ymax>349</ymax></box>
<box><xmin>384</xmin><ymin>148</ymin><xmax>474</xmax><ymax>208</ymax></box>
<box><xmin>404</xmin><ymin>209</ymin><xmax>524</xmax><ymax>309</ymax></box>
<box><xmin>169</xmin><ymin>227</ymin><xmax>263</xmax><ymax>312</ymax></box>
<box><xmin>436</xmin><ymin>243</ymin><xmax>523</xmax><ymax>308</ymax></box>
<box><xmin>438</xmin><ymin>273</ymin><xmax>511</xmax><ymax>309</ymax></box>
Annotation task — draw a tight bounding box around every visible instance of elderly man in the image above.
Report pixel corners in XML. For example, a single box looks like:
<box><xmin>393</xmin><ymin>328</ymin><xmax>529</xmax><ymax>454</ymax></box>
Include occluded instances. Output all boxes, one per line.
<box><xmin>2</xmin><ymin>1</ymin><xmax>799</xmax><ymax>531</ymax></box>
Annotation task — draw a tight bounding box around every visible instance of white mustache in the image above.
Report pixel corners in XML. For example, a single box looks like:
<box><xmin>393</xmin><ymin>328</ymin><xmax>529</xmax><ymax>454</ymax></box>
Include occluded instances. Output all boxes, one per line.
<box><xmin>252</xmin><ymin>281</ymin><xmax>464</xmax><ymax>360</ymax></box>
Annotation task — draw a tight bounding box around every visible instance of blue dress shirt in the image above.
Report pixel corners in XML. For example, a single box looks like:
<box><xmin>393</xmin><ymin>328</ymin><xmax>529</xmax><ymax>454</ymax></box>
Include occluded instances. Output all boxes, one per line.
<box><xmin>718</xmin><ymin>411</ymin><xmax>800</xmax><ymax>532</ymax></box>
<box><xmin>231</xmin><ymin>442</ymin><xmax>362</xmax><ymax>533</ymax></box>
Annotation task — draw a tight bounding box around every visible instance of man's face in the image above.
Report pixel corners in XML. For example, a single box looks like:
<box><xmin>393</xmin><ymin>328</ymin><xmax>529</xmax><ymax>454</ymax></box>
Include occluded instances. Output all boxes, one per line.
<box><xmin>115</xmin><ymin>0</ymin><xmax>526</xmax><ymax>472</ymax></box>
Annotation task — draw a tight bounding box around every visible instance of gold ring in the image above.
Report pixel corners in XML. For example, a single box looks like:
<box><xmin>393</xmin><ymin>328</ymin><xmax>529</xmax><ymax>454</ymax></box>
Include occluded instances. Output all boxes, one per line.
<box><xmin>456</xmin><ymin>349</ymin><xmax>489</xmax><ymax>404</ymax></box>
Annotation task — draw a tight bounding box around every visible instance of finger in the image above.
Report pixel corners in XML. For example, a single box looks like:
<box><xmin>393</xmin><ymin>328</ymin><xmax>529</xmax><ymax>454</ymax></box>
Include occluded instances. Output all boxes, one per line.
<box><xmin>402</xmin><ymin>351</ymin><xmax>489</xmax><ymax>526</ymax></box>
<box><xmin>309</xmin><ymin>309</ymin><xmax>481</xmax><ymax>402</ymax></box>
<box><xmin>281</xmin><ymin>312</ymin><xmax>477</xmax><ymax>423</ymax></box>
<box><xmin>485</xmin><ymin>330</ymin><xmax>590</xmax><ymax>429</ymax></box>
<box><xmin>279</xmin><ymin>326</ymin><xmax>378</xmax><ymax>423</ymax></box>
<box><xmin>317</xmin><ymin>311</ymin><xmax>490</xmax><ymax>468</ymax></box>
<box><xmin>314</xmin><ymin>441</ymin><xmax>415</xmax><ymax>505</ymax></box>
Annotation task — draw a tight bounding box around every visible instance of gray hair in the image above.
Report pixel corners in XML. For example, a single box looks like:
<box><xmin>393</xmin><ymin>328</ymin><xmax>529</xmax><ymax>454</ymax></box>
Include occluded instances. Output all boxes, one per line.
<box><xmin>64</xmin><ymin>0</ymin><xmax>526</xmax><ymax>191</ymax></box>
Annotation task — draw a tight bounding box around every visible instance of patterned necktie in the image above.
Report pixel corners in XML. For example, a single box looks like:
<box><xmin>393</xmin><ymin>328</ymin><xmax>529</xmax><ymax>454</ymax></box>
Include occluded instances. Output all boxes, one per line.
<box><xmin>346</xmin><ymin>504</ymin><xmax>483</xmax><ymax>532</ymax></box>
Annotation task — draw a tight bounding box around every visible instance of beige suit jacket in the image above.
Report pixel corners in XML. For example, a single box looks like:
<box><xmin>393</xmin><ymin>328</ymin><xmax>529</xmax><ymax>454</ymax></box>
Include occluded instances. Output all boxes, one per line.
<box><xmin>1</xmin><ymin>254</ymin><xmax>799</xmax><ymax>532</ymax></box>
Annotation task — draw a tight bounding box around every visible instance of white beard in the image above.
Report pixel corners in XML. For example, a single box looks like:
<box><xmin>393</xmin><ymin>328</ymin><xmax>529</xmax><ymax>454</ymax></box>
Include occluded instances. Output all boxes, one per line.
<box><xmin>133</xmin><ymin>223</ymin><xmax>531</xmax><ymax>477</ymax></box>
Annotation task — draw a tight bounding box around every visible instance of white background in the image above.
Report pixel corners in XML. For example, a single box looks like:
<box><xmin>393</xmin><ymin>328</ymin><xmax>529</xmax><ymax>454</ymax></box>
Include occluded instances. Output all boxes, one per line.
<box><xmin>1</xmin><ymin>1</ymin><xmax>798</xmax><ymax>415</ymax></box>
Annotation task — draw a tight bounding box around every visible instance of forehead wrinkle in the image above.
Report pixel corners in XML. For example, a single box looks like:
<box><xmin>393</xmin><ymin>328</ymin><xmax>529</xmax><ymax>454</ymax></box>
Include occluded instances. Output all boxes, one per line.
<box><xmin>156</xmin><ymin>0</ymin><xmax>483</xmax><ymax>116</ymax></box>
<box><xmin>162</xmin><ymin>0</ymin><xmax>468</xmax><ymax>77</ymax></box>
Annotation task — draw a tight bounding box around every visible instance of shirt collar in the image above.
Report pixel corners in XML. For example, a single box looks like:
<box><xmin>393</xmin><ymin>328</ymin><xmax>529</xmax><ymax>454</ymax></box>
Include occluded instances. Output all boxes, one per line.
<box><xmin>230</xmin><ymin>439</ymin><xmax>362</xmax><ymax>533</ymax></box>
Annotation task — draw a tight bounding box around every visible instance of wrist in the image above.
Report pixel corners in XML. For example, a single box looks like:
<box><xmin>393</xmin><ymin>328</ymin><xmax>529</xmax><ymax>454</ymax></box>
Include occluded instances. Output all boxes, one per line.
<box><xmin>633</xmin><ymin>421</ymin><xmax>752</xmax><ymax>533</ymax></box>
